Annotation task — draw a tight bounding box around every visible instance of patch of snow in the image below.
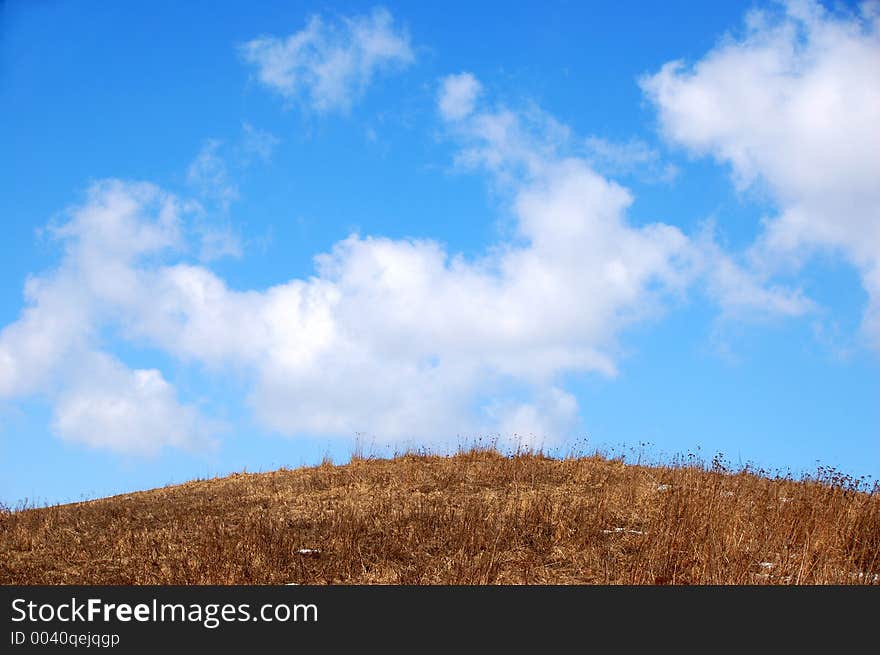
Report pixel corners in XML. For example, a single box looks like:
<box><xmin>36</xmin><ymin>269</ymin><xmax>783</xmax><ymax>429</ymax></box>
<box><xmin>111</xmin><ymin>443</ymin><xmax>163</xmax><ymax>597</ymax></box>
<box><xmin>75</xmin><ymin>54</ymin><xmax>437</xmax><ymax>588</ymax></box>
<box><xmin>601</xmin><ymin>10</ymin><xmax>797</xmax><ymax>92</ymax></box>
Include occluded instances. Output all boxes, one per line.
<box><xmin>602</xmin><ymin>527</ymin><xmax>645</xmax><ymax>535</ymax></box>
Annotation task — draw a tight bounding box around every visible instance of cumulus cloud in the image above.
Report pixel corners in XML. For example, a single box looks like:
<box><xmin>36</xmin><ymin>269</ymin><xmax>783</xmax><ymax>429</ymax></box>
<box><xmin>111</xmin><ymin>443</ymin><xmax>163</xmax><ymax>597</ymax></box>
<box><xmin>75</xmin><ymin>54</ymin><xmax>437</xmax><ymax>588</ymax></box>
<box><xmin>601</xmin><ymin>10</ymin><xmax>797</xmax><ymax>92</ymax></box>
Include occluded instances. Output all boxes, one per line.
<box><xmin>0</xmin><ymin>181</ymin><xmax>216</xmax><ymax>454</ymax></box>
<box><xmin>51</xmin><ymin>352</ymin><xmax>216</xmax><ymax>456</ymax></box>
<box><xmin>240</xmin><ymin>7</ymin><xmax>413</xmax><ymax>113</ymax></box>
<box><xmin>1</xmin><ymin>71</ymin><xmax>809</xmax><ymax>454</ymax></box>
<box><xmin>642</xmin><ymin>0</ymin><xmax>880</xmax><ymax>345</ymax></box>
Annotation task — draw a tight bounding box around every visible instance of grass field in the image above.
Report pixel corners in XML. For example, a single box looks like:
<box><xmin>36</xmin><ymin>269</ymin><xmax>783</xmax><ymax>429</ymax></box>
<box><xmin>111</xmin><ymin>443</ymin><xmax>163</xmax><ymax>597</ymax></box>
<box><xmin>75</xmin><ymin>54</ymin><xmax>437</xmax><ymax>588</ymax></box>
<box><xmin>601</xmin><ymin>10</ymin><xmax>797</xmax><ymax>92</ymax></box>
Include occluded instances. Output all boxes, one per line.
<box><xmin>2</xmin><ymin>448</ymin><xmax>878</xmax><ymax>584</ymax></box>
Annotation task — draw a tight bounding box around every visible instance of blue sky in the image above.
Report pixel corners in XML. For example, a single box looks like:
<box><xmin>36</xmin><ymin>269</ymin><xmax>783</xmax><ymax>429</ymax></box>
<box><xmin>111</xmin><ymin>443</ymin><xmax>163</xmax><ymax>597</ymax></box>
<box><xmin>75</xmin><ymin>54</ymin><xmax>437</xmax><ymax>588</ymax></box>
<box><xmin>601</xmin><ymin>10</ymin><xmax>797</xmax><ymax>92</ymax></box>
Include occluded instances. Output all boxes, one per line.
<box><xmin>2</xmin><ymin>0</ymin><xmax>878</xmax><ymax>505</ymax></box>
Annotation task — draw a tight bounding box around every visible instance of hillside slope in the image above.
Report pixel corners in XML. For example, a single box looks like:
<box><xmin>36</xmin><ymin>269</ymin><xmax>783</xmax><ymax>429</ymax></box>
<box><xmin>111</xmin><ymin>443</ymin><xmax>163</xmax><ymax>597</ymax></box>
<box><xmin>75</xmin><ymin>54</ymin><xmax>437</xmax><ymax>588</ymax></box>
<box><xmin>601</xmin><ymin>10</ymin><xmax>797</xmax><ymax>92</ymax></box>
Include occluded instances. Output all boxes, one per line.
<box><xmin>2</xmin><ymin>450</ymin><xmax>878</xmax><ymax>584</ymax></box>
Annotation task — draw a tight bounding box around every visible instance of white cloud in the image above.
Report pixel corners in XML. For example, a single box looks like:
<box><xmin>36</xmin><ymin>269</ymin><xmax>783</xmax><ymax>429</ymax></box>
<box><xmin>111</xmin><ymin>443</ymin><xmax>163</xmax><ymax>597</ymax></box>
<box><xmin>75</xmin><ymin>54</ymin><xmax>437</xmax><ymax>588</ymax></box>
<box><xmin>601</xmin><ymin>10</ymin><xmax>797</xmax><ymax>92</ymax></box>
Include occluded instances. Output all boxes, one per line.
<box><xmin>186</xmin><ymin>139</ymin><xmax>239</xmax><ymax>210</ymax></box>
<box><xmin>240</xmin><ymin>7</ymin><xmax>413</xmax><ymax>113</ymax></box>
<box><xmin>441</xmin><ymin>96</ymin><xmax>572</xmax><ymax>187</ymax></box>
<box><xmin>642</xmin><ymin>0</ymin><xmax>880</xmax><ymax>346</ymax></box>
<box><xmin>186</xmin><ymin>135</ymin><xmax>271</xmax><ymax>261</ymax></box>
<box><xmin>0</xmin><ymin>181</ymin><xmax>216</xmax><ymax>454</ymax></box>
<box><xmin>195</xmin><ymin>223</ymin><xmax>243</xmax><ymax>262</ymax></box>
<box><xmin>51</xmin><ymin>352</ymin><xmax>216</xmax><ymax>456</ymax></box>
<box><xmin>584</xmin><ymin>136</ymin><xmax>679</xmax><ymax>183</ymax></box>
<box><xmin>693</xmin><ymin>223</ymin><xmax>814</xmax><ymax>320</ymax></box>
<box><xmin>438</xmin><ymin>72</ymin><xmax>482</xmax><ymax>121</ymax></box>
<box><xmin>240</xmin><ymin>122</ymin><xmax>280</xmax><ymax>164</ymax></box>
<box><xmin>1</xmin><ymin>74</ymin><xmax>809</xmax><ymax>454</ymax></box>
<box><xmin>486</xmin><ymin>387</ymin><xmax>579</xmax><ymax>449</ymax></box>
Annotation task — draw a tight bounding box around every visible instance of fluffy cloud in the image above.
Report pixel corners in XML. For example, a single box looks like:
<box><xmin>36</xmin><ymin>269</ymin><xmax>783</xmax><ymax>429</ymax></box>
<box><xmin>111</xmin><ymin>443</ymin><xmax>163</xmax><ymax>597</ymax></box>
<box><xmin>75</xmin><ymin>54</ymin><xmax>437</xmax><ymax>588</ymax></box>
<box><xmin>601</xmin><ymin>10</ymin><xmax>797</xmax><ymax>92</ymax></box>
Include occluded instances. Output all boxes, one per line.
<box><xmin>642</xmin><ymin>0</ymin><xmax>880</xmax><ymax>345</ymax></box>
<box><xmin>51</xmin><ymin>352</ymin><xmax>216</xmax><ymax>456</ymax></box>
<box><xmin>1</xmin><ymin>70</ymin><xmax>809</xmax><ymax>454</ymax></box>
<box><xmin>240</xmin><ymin>7</ymin><xmax>413</xmax><ymax>113</ymax></box>
<box><xmin>0</xmin><ymin>181</ymin><xmax>216</xmax><ymax>454</ymax></box>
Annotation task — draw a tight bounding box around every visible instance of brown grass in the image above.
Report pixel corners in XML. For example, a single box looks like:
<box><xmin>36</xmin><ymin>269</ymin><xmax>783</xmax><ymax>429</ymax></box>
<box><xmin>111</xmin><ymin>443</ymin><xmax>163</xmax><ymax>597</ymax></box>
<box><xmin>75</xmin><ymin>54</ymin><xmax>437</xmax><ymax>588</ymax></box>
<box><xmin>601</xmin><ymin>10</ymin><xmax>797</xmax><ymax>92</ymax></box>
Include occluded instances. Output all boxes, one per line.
<box><xmin>1</xmin><ymin>448</ymin><xmax>878</xmax><ymax>584</ymax></box>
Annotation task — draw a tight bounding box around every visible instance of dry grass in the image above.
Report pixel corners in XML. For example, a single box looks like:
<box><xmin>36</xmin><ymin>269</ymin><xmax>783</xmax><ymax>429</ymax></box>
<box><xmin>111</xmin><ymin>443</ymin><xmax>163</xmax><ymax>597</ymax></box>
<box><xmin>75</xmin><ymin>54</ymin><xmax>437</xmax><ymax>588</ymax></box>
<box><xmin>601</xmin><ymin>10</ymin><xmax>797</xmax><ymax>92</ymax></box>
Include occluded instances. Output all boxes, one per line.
<box><xmin>1</xmin><ymin>448</ymin><xmax>878</xmax><ymax>584</ymax></box>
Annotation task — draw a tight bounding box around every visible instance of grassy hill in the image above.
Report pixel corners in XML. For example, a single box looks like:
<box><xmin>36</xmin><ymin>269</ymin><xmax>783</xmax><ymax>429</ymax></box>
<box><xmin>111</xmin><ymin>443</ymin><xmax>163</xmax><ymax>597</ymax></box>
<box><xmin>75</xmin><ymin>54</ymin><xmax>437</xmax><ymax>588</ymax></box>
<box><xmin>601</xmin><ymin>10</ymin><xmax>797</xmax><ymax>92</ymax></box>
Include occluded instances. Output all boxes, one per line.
<box><xmin>2</xmin><ymin>449</ymin><xmax>878</xmax><ymax>584</ymax></box>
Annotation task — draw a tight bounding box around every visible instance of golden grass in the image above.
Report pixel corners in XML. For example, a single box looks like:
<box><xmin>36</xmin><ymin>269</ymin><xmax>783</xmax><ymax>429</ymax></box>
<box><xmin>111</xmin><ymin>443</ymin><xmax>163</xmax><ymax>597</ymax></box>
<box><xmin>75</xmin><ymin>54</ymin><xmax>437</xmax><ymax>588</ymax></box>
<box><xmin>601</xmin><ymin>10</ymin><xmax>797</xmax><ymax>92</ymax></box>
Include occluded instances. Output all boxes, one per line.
<box><xmin>1</xmin><ymin>448</ymin><xmax>878</xmax><ymax>584</ymax></box>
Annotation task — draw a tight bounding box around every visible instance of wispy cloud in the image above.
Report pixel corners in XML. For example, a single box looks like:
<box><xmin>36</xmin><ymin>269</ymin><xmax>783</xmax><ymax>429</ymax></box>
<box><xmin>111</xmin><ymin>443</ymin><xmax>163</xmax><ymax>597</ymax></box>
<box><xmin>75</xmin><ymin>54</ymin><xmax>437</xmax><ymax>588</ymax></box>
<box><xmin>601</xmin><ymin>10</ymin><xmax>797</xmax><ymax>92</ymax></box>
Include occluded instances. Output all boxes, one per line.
<box><xmin>240</xmin><ymin>122</ymin><xmax>280</xmax><ymax>164</ymax></box>
<box><xmin>240</xmin><ymin>7</ymin><xmax>414</xmax><ymax>113</ymax></box>
<box><xmin>437</xmin><ymin>72</ymin><xmax>482</xmax><ymax>121</ymax></box>
<box><xmin>185</xmin><ymin>123</ymin><xmax>281</xmax><ymax>262</ymax></box>
<box><xmin>583</xmin><ymin>136</ymin><xmax>678</xmax><ymax>183</ymax></box>
<box><xmin>194</xmin><ymin>223</ymin><xmax>243</xmax><ymax>262</ymax></box>
<box><xmin>186</xmin><ymin>139</ymin><xmax>239</xmax><ymax>211</ymax></box>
